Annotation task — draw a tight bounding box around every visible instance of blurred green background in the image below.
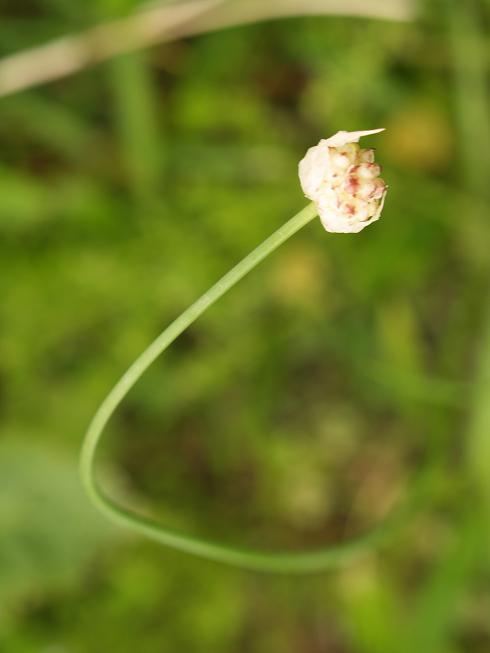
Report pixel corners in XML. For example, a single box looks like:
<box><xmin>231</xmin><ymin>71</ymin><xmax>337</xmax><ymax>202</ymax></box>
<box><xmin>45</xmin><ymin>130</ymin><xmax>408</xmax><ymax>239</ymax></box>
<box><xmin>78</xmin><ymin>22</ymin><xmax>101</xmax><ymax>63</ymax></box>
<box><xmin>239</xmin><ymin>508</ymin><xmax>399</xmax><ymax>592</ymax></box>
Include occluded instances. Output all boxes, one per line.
<box><xmin>1</xmin><ymin>0</ymin><xmax>490</xmax><ymax>651</ymax></box>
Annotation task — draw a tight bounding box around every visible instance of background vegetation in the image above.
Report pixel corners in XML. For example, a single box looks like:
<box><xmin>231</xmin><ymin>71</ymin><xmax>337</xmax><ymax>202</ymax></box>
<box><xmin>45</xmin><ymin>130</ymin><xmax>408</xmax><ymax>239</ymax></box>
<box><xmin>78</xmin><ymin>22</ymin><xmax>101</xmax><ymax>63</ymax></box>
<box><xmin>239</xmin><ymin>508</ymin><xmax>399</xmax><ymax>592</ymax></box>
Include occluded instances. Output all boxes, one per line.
<box><xmin>1</xmin><ymin>0</ymin><xmax>489</xmax><ymax>651</ymax></box>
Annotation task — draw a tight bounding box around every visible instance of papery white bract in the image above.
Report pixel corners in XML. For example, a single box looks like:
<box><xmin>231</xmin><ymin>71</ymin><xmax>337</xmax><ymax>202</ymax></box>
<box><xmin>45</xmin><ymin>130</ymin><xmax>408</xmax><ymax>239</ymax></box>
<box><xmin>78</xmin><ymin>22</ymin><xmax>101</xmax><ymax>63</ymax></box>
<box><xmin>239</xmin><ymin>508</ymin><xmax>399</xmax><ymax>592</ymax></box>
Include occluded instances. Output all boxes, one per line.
<box><xmin>299</xmin><ymin>129</ymin><xmax>388</xmax><ymax>233</ymax></box>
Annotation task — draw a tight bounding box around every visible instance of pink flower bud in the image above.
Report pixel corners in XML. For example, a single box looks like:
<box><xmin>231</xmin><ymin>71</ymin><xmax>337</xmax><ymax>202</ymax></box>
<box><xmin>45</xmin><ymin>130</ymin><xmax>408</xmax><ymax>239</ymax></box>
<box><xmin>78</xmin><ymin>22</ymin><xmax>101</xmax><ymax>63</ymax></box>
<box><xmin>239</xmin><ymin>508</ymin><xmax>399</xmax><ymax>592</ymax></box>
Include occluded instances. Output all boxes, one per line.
<box><xmin>357</xmin><ymin>181</ymin><xmax>376</xmax><ymax>200</ymax></box>
<box><xmin>371</xmin><ymin>178</ymin><xmax>387</xmax><ymax>200</ymax></box>
<box><xmin>360</xmin><ymin>148</ymin><xmax>376</xmax><ymax>163</ymax></box>
<box><xmin>298</xmin><ymin>129</ymin><xmax>388</xmax><ymax>233</ymax></box>
<box><xmin>357</xmin><ymin>163</ymin><xmax>382</xmax><ymax>180</ymax></box>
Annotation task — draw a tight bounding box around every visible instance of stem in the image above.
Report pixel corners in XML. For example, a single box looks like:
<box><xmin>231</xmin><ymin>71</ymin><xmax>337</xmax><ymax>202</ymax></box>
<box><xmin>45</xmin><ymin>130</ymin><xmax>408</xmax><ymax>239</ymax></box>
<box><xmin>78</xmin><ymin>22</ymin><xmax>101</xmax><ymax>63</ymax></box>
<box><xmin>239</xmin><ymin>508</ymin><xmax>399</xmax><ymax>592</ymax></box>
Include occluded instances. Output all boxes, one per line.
<box><xmin>80</xmin><ymin>202</ymin><xmax>412</xmax><ymax>573</ymax></box>
<box><xmin>0</xmin><ymin>0</ymin><xmax>413</xmax><ymax>99</ymax></box>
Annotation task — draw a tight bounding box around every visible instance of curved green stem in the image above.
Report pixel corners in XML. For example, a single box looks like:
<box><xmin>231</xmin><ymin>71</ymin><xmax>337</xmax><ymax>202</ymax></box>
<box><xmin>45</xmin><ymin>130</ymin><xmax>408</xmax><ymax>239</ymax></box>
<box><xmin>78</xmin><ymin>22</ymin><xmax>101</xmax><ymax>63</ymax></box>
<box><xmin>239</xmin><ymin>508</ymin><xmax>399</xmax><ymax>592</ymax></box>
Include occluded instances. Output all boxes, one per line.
<box><xmin>80</xmin><ymin>202</ymin><xmax>413</xmax><ymax>573</ymax></box>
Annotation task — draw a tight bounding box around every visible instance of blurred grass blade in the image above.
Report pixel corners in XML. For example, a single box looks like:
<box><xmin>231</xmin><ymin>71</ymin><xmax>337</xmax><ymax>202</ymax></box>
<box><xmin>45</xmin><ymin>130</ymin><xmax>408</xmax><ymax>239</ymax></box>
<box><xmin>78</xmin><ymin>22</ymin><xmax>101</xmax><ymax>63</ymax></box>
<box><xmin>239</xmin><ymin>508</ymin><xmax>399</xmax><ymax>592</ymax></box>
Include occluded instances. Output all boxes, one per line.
<box><xmin>0</xmin><ymin>0</ymin><xmax>226</xmax><ymax>98</ymax></box>
<box><xmin>448</xmin><ymin>0</ymin><xmax>490</xmax><ymax>506</ymax></box>
<box><xmin>0</xmin><ymin>0</ymin><xmax>414</xmax><ymax>98</ymax></box>
<box><xmin>111</xmin><ymin>53</ymin><xmax>162</xmax><ymax>206</ymax></box>
<box><xmin>467</xmin><ymin>300</ymin><xmax>490</xmax><ymax>507</ymax></box>
<box><xmin>187</xmin><ymin>0</ymin><xmax>414</xmax><ymax>34</ymax></box>
<box><xmin>447</xmin><ymin>0</ymin><xmax>490</xmax><ymax>196</ymax></box>
<box><xmin>400</xmin><ymin>514</ymin><xmax>483</xmax><ymax>653</ymax></box>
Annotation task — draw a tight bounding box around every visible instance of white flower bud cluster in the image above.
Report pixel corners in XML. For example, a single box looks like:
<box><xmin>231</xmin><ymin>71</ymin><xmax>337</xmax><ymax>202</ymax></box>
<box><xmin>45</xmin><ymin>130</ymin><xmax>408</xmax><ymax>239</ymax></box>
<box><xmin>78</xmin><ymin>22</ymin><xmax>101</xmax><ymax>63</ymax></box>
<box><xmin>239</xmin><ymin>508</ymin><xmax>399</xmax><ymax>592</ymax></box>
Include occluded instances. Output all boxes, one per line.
<box><xmin>299</xmin><ymin>129</ymin><xmax>388</xmax><ymax>233</ymax></box>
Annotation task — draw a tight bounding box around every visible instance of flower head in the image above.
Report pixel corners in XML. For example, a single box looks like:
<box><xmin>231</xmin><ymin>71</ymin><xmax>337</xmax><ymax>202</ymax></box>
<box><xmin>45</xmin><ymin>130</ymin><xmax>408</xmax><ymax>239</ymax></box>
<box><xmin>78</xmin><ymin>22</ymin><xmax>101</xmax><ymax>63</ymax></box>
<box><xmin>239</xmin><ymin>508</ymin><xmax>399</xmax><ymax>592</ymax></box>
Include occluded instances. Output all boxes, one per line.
<box><xmin>299</xmin><ymin>129</ymin><xmax>388</xmax><ymax>233</ymax></box>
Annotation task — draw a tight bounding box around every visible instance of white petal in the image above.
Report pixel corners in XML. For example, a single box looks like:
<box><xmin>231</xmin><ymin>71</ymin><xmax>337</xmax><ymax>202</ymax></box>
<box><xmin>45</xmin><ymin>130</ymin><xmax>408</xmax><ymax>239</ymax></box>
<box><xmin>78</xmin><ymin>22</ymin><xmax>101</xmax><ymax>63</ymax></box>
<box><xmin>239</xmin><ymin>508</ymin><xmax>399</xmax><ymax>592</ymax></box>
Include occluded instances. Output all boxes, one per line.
<box><xmin>324</xmin><ymin>128</ymin><xmax>385</xmax><ymax>148</ymax></box>
<box><xmin>317</xmin><ymin>188</ymin><xmax>387</xmax><ymax>234</ymax></box>
<box><xmin>298</xmin><ymin>140</ymin><xmax>332</xmax><ymax>199</ymax></box>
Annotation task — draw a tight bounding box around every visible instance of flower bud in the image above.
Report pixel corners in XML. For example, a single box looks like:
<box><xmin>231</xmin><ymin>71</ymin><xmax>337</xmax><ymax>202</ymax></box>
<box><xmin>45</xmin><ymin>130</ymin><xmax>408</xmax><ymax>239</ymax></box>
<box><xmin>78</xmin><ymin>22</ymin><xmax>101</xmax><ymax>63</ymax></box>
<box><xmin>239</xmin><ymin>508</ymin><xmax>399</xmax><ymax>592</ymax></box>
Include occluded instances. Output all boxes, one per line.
<box><xmin>360</xmin><ymin>148</ymin><xmax>376</xmax><ymax>163</ymax></box>
<box><xmin>298</xmin><ymin>129</ymin><xmax>388</xmax><ymax>233</ymax></box>
<box><xmin>356</xmin><ymin>162</ymin><xmax>382</xmax><ymax>180</ymax></box>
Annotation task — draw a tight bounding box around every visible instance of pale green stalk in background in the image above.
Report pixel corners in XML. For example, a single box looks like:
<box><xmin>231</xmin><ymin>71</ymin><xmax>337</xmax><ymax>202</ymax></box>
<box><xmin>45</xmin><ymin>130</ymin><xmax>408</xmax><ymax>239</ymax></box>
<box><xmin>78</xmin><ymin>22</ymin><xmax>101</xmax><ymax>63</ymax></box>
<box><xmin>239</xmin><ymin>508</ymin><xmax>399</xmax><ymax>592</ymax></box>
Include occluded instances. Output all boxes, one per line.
<box><xmin>450</xmin><ymin>0</ymin><xmax>490</xmax><ymax>507</ymax></box>
<box><xmin>0</xmin><ymin>0</ymin><xmax>414</xmax><ymax>98</ymax></box>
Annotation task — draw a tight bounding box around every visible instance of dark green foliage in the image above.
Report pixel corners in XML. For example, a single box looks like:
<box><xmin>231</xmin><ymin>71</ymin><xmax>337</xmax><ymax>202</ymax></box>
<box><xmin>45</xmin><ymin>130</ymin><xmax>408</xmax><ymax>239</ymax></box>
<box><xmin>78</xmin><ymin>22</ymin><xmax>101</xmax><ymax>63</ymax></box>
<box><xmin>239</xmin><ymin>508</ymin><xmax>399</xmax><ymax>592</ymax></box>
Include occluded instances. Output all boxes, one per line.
<box><xmin>1</xmin><ymin>1</ymin><xmax>489</xmax><ymax>650</ymax></box>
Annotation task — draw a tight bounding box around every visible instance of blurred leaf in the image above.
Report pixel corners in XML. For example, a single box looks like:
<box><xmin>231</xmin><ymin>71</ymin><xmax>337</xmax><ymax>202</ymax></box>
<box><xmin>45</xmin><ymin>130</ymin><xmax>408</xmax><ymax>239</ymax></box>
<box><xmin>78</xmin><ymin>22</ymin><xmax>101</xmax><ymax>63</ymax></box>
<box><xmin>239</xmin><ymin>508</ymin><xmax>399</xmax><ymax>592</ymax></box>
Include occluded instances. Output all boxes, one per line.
<box><xmin>0</xmin><ymin>439</ymin><xmax>114</xmax><ymax>609</ymax></box>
